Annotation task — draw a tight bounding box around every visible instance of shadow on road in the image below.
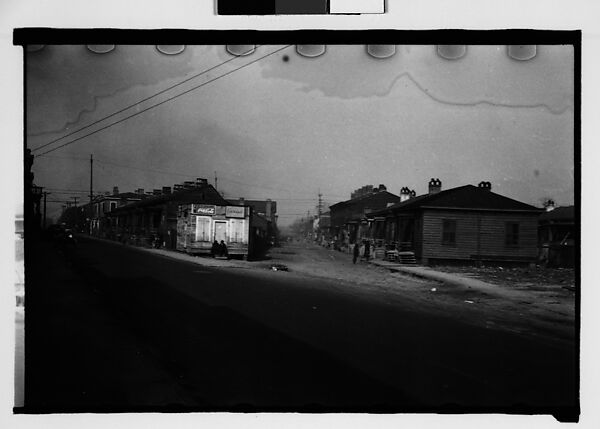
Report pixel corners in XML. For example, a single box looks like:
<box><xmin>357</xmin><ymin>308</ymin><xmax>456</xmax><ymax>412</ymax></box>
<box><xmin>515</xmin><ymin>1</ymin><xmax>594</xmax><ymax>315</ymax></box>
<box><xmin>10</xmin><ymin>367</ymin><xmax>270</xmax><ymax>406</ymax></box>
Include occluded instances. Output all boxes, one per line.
<box><xmin>22</xmin><ymin>239</ymin><xmax>419</xmax><ymax>413</ymax></box>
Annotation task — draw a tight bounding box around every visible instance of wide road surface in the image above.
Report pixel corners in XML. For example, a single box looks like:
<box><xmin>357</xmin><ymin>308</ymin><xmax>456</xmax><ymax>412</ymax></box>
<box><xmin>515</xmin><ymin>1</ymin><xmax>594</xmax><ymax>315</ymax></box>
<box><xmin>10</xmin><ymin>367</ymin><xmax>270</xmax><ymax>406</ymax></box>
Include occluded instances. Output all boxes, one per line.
<box><xmin>22</xmin><ymin>237</ymin><xmax>578</xmax><ymax>420</ymax></box>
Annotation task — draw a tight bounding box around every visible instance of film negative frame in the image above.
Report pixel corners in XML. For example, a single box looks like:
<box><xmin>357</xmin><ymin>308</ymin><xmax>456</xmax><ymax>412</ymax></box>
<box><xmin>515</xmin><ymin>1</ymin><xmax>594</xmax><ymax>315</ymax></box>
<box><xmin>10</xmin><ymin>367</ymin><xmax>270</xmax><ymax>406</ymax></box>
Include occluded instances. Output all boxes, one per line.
<box><xmin>13</xmin><ymin>29</ymin><xmax>581</xmax><ymax>420</ymax></box>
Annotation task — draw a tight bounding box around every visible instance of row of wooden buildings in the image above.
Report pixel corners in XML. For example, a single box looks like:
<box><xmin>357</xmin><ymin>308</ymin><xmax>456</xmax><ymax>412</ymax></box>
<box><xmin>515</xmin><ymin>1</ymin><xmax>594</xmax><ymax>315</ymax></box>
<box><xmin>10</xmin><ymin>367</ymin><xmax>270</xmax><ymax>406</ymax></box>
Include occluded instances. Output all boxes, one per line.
<box><xmin>318</xmin><ymin>179</ymin><xmax>575</xmax><ymax>267</ymax></box>
<box><xmin>58</xmin><ymin>178</ymin><xmax>278</xmax><ymax>259</ymax></box>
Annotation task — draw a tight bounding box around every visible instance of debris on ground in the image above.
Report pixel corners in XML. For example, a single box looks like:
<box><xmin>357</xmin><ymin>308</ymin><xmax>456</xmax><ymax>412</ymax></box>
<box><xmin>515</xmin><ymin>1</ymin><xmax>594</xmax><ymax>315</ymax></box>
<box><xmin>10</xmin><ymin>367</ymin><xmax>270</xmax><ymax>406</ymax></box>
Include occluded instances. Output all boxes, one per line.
<box><xmin>434</xmin><ymin>265</ymin><xmax>575</xmax><ymax>289</ymax></box>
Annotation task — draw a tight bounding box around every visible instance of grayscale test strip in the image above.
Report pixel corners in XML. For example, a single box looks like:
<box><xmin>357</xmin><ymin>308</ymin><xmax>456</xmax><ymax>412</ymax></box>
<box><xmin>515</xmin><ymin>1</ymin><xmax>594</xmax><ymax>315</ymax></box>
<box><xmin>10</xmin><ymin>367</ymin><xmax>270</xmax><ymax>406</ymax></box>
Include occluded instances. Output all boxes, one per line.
<box><xmin>217</xmin><ymin>0</ymin><xmax>385</xmax><ymax>15</ymax></box>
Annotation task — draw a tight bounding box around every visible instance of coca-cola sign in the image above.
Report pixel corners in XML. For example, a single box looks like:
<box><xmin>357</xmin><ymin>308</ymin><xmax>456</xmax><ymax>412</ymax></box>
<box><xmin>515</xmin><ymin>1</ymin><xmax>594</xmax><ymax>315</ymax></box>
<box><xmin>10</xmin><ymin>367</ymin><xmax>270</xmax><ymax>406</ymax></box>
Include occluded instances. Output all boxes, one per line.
<box><xmin>193</xmin><ymin>205</ymin><xmax>216</xmax><ymax>215</ymax></box>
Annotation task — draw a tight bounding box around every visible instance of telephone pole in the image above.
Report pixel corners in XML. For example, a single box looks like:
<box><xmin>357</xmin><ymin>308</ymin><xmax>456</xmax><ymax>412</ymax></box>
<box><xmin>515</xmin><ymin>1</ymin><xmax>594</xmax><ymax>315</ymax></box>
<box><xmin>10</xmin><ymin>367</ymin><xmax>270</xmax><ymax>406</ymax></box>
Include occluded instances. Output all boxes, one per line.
<box><xmin>214</xmin><ymin>171</ymin><xmax>218</xmax><ymax>192</ymax></box>
<box><xmin>89</xmin><ymin>154</ymin><xmax>93</xmax><ymax>234</ymax></box>
<box><xmin>317</xmin><ymin>189</ymin><xmax>323</xmax><ymax>218</ymax></box>
<box><xmin>42</xmin><ymin>191</ymin><xmax>49</xmax><ymax>229</ymax></box>
<box><xmin>70</xmin><ymin>196</ymin><xmax>79</xmax><ymax>229</ymax></box>
<box><xmin>89</xmin><ymin>154</ymin><xmax>93</xmax><ymax>206</ymax></box>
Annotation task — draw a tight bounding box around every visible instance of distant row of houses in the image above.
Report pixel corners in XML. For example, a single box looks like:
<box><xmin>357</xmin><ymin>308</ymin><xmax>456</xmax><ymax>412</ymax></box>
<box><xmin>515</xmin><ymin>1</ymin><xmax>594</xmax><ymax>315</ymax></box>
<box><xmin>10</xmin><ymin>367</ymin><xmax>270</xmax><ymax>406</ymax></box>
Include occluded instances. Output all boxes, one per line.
<box><xmin>314</xmin><ymin>179</ymin><xmax>575</xmax><ymax>267</ymax></box>
<box><xmin>58</xmin><ymin>178</ymin><xmax>278</xmax><ymax>259</ymax></box>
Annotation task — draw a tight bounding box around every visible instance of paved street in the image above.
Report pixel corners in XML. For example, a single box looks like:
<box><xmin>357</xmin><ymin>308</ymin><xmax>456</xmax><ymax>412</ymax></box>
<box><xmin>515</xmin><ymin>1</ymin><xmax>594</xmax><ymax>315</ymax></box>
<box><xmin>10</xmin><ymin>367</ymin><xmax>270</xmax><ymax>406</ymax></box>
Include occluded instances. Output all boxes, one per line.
<box><xmin>22</xmin><ymin>237</ymin><xmax>578</xmax><ymax>419</ymax></box>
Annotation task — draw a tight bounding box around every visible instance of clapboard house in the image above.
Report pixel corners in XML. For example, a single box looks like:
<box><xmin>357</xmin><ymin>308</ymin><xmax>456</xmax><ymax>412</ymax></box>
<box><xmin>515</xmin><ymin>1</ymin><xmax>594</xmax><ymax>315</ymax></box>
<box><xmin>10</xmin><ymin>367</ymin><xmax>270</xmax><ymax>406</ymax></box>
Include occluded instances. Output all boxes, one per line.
<box><xmin>372</xmin><ymin>179</ymin><xmax>543</xmax><ymax>265</ymax></box>
<box><xmin>329</xmin><ymin>184</ymin><xmax>399</xmax><ymax>247</ymax></box>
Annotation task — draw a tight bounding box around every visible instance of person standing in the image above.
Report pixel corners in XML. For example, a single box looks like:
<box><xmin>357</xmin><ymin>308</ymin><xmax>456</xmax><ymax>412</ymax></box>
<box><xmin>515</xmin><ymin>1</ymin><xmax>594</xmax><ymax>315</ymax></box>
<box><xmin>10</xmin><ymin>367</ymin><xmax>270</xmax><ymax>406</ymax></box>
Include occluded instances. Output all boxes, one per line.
<box><xmin>353</xmin><ymin>241</ymin><xmax>360</xmax><ymax>264</ymax></box>
<box><xmin>211</xmin><ymin>240</ymin><xmax>219</xmax><ymax>257</ymax></box>
<box><xmin>220</xmin><ymin>240</ymin><xmax>228</xmax><ymax>258</ymax></box>
<box><xmin>364</xmin><ymin>240</ymin><xmax>371</xmax><ymax>262</ymax></box>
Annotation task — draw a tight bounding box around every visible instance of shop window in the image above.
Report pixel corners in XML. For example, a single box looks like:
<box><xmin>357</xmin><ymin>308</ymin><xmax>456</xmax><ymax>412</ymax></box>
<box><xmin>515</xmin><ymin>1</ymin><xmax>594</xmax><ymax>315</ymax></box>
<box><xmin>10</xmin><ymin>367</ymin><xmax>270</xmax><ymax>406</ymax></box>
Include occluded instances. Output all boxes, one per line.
<box><xmin>505</xmin><ymin>222</ymin><xmax>520</xmax><ymax>246</ymax></box>
<box><xmin>230</xmin><ymin>219</ymin><xmax>246</xmax><ymax>243</ymax></box>
<box><xmin>195</xmin><ymin>217</ymin><xmax>212</xmax><ymax>242</ymax></box>
<box><xmin>442</xmin><ymin>219</ymin><xmax>456</xmax><ymax>245</ymax></box>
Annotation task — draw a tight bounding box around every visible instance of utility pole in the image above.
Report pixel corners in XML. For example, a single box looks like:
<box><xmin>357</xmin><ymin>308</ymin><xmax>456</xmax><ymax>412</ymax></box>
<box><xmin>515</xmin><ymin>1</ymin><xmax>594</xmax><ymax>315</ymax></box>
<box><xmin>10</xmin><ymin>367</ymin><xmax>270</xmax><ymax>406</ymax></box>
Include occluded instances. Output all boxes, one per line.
<box><xmin>89</xmin><ymin>154</ymin><xmax>93</xmax><ymax>235</ymax></box>
<box><xmin>71</xmin><ymin>196</ymin><xmax>79</xmax><ymax>228</ymax></box>
<box><xmin>317</xmin><ymin>189</ymin><xmax>323</xmax><ymax>218</ymax></box>
<box><xmin>89</xmin><ymin>154</ymin><xmax>93</xmax><ymax>206</ymax></box>
<box><xmin>43</xmin><ymin>191</ymin><xmax>49</xmax><ymax>229</ymax></box>
<box><xmin>214</xmin><ymin>171</ymin><xmax>218</xmax><ymax>192</ymax></box>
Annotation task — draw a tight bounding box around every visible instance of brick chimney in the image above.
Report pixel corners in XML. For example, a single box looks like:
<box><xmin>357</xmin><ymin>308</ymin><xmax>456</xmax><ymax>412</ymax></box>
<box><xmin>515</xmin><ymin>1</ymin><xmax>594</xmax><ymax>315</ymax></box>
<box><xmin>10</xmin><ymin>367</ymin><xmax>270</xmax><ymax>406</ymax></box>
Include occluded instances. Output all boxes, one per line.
<box><xmin>112</xmin><ymin>186</ymin><xmax>119</xmax><ymax>196</ymax></box>
<box><xmin>238</xmin><ymin>197</ymin><xmax>245</xmax><ymax>206</ymax></box>
<box><xmin>400</xmin><ymin>187</ymin><xmax>411</xmax><ymax>202</ymax></box>
<box><xmin>196</xmin><ymin>178</ymin><xmax>208</xmax><ymax>187</ymax></box>
<box><xmin>136</xmin><ymin>188</ymin><xmax>144</xmax><ymax>195</ymax></box>
<box><xmin>173</xmin><ymin>184</ymin><xmax>183</xmax><ymax>191</ymax></box>
<box><xmin>428</xmin><ymin>178</ymin><xmax>442</xmax><ymax>194</ymax></box>
<box><xmin>162</xmin><ymin>186</ymin><xmax>172</xmax><ymax>195</ymax></box>
<box><xmin>545</xmin><ymin>199</ymin><xmax>555</xmax><ymax>212</ymax></box>
<box><xmin>478</xmin><ymin>181</ymin><xmax>492</xmax><ymax>191</ymax></box>
<box><xmin>378</xmin><ymin>184</ymin><xmax>387</xmax><ymax>192</ymax></box>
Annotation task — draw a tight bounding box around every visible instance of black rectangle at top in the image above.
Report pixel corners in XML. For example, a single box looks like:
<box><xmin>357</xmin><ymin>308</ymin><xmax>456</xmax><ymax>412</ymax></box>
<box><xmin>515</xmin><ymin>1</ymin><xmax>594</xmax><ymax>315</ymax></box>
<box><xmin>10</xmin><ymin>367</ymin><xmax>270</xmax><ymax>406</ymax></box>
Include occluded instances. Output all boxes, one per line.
<box><xmin>217</xmin><ymin>0</ymin><xmax>276</xmax><ymax>15</ymax></box>
<box><xmin>277</xmin><ymin>0</ymin><xmax>328</xmax><ymax>14</ymax></box>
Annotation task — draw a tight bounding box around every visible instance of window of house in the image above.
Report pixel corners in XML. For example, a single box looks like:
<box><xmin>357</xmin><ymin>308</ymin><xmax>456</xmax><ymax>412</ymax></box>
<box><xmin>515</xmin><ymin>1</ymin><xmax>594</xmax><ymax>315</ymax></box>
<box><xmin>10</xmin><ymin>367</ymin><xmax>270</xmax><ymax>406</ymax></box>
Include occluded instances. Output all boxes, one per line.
<box><xmin>505</xmin><ymin>222</ymin><xmax>520</xmax><ymax>246</ymax></box>
<box><xmin>442</xmin><ymin>219</ymin><xmax>456</xmax><ymax>245</ymax></box>
<box><xmin>110</xmin><ymin>202</ymin><xmax>117</xmax><ymax>212</ymax></box>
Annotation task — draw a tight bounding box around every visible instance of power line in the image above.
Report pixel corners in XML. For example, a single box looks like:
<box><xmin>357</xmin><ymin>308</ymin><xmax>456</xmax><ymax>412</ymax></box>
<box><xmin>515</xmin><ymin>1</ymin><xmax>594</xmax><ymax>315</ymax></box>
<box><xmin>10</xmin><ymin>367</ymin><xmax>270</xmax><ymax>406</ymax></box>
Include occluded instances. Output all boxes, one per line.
<box><xmin>35</xmin><ymin>45</ymin><xmax>292</xmax><ymax>157</ymax></box>
<box><xmin>37</xmin><ymin>154</ymin><xmax>90</xmax><ymax>162</ymax></box>
<box><xmin>30</xmin><ymin>45</ymin><xmax>262</xmax><ymax>153</ymax></box>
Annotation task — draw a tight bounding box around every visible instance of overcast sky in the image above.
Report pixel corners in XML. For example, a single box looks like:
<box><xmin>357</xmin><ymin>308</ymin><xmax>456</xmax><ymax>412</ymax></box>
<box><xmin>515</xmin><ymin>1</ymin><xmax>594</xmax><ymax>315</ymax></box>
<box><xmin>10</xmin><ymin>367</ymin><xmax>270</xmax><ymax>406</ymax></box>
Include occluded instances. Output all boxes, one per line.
<box><xmin>26</xmin><ymin>44</ymin><xmax>574</xmax><ymax>225</ymax></box>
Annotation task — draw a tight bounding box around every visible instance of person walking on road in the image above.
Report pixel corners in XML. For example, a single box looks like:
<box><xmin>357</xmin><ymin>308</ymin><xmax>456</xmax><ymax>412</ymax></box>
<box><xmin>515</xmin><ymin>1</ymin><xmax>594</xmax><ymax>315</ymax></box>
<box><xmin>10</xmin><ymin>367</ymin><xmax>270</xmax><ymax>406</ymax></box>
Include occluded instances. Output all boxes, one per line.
<box><xmin>353</xmin><ymin>241</ymin><xmax>360</xmax><ymax>264</ymax></box>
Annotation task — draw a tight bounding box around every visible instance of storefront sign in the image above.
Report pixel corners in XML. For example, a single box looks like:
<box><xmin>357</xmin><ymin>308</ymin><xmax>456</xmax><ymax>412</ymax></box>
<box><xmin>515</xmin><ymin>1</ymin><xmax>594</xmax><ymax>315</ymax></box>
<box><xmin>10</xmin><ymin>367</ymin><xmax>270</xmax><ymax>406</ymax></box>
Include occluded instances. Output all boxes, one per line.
<box><xmin>225</xmin><ymin>206</ymin><xmax>245</xmax><ymax>218</ymax></box>
<box><xmin>193</xmin><ymin>205</ymin><xmax>216</xmax><ymax>215</ymax></box>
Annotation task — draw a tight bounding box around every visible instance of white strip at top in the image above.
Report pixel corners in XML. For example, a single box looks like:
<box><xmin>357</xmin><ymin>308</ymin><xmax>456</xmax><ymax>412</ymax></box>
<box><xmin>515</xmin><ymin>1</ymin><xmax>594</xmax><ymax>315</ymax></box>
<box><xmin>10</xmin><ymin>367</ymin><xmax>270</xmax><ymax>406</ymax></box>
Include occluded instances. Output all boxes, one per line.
<box><xmin>330</xmin><ymin>0</ymin><xmax>385</xmax><ymax>14</ymax></box>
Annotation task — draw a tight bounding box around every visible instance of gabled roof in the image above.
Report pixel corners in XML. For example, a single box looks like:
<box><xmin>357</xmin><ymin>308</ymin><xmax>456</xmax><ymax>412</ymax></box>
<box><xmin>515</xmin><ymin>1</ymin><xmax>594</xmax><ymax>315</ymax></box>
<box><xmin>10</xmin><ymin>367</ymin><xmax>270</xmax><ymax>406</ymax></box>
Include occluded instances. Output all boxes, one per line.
<box><xmin>373</xmin><ymin>185</ymin><xmax>541</xmax><ymax>216</ymax></box>
<box><xmin>329</xmin><ymin>190</ymin><xmax>399</xmax><ymax>209</ymax></box>
<box><xmin>111</xmin><ymin>185</ymin><xmax>228</xmax><ymax>213</ymax></box>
